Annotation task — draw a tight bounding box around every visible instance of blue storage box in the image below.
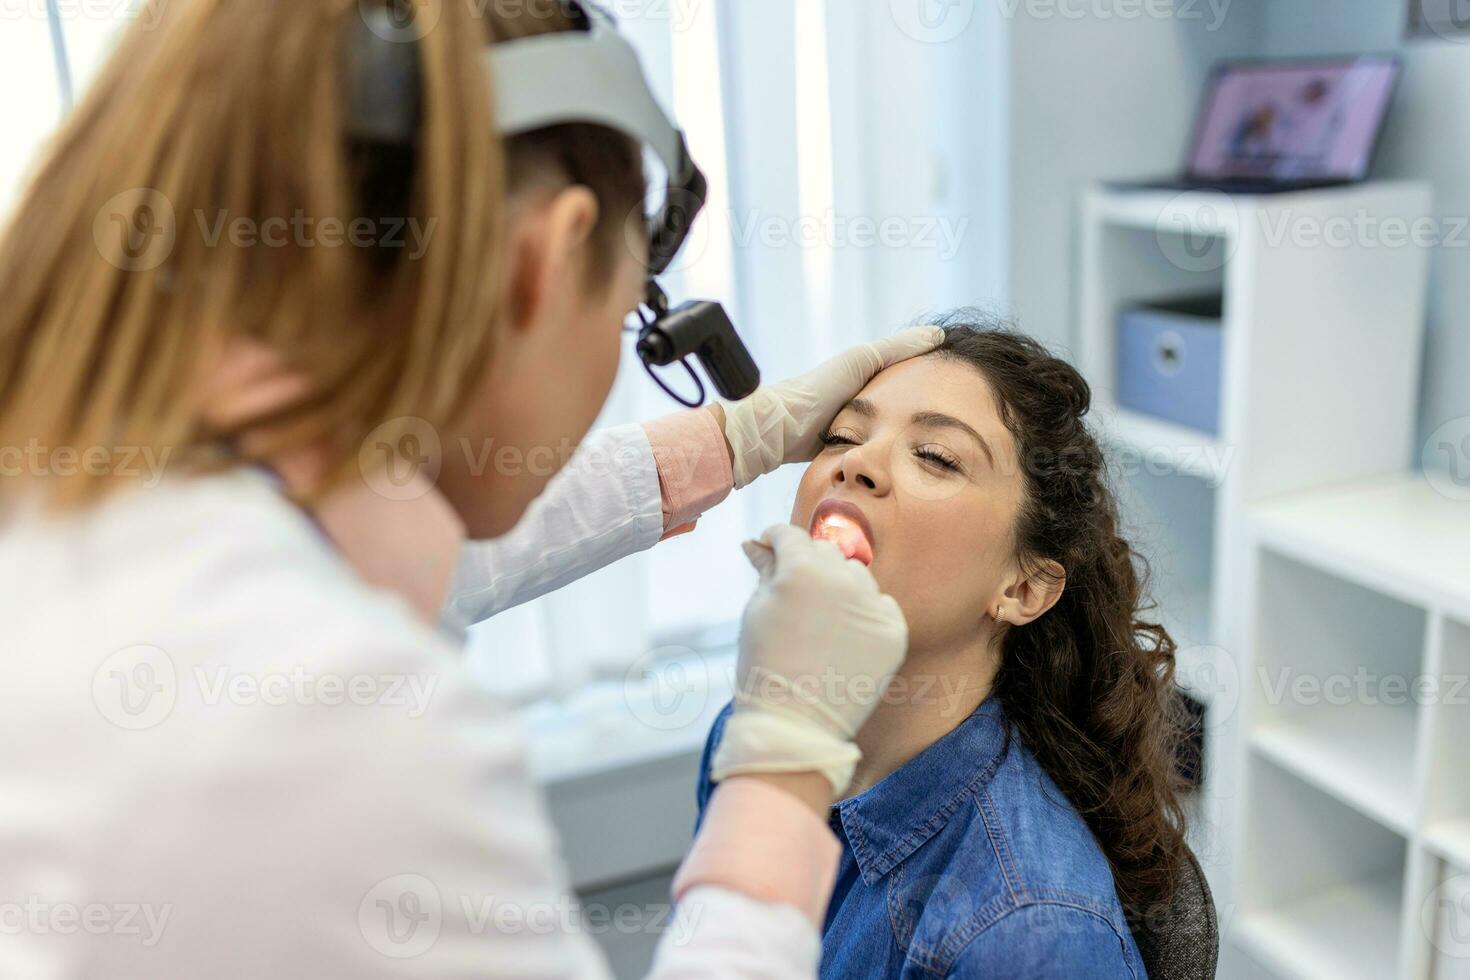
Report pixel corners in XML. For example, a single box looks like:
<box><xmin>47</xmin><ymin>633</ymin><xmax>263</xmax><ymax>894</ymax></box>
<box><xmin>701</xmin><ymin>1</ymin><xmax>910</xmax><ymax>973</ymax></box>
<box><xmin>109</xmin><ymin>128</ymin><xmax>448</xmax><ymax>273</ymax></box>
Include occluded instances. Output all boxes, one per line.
<box><xmin>1115</xmin><ymin>294</ymin><xmax>1223</xmax><ymax>436</ymax></box>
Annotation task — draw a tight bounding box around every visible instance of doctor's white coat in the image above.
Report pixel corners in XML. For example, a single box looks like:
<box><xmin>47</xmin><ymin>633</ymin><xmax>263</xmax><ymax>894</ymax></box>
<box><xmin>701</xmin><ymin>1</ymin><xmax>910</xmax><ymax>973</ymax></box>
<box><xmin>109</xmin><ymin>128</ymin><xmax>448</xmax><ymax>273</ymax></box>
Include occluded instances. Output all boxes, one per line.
<box><xmin>0</xmin><ymin>423</ymin><xmax>823</xmax><ymax>979</ymax></box>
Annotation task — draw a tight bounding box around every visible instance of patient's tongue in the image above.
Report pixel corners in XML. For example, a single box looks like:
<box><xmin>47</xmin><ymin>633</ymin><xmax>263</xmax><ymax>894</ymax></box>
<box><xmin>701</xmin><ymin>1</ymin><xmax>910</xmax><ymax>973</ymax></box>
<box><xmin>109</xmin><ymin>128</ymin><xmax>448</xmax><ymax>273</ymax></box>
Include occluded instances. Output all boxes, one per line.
<box><xmin>811</xmin><ymin>515</ymin><xmax>874</xmax><ymax>566</ymax></box>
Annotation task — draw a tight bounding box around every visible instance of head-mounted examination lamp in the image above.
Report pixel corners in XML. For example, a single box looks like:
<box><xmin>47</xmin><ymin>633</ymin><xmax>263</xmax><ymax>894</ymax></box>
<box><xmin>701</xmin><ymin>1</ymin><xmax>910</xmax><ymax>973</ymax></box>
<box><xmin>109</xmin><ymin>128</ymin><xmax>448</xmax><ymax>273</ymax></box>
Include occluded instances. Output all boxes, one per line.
<box><xmin>346</xmin><ymin>1</ymin><xmax>760</xmax><ymax>407</ymax></box>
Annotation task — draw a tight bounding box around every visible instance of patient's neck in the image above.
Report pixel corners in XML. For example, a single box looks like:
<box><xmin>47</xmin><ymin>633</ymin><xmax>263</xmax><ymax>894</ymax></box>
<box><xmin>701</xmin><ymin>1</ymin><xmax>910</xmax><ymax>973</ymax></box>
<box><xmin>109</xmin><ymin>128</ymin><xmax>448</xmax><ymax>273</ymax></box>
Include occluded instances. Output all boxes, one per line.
<box><xmin>843</xmin><ymin>628</ymin><xmax>1000</xmax><ymax>799</ymax></box>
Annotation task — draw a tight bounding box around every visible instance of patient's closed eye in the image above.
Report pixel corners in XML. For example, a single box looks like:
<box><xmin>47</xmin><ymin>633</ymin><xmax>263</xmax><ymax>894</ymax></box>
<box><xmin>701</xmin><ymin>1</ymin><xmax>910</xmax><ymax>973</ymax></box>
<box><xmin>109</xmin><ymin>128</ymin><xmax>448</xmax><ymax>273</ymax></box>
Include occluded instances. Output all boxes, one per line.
<box><xmin>821</xmin><ymin>429</ymin><xmax>962</xmax><ymax>473</ymax></box>
<box><xmin>819</xmin><ymin>428</ymin><xmax>859</xmax><ymax>447</ymax></box>
<box><xmin>914</xmin><ymin>445</ymin><xmax>960</xmax><ymax>471</ymax></box>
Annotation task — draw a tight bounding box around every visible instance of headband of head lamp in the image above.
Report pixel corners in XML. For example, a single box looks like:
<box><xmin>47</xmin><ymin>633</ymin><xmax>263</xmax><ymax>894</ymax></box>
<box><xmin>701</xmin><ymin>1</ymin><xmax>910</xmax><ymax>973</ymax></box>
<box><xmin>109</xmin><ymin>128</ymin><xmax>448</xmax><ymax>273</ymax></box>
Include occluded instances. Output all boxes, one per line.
<box><xmin>345</xmin><ymin>1</ymin><xmax>760</xmax><ymax>406</ymax></box>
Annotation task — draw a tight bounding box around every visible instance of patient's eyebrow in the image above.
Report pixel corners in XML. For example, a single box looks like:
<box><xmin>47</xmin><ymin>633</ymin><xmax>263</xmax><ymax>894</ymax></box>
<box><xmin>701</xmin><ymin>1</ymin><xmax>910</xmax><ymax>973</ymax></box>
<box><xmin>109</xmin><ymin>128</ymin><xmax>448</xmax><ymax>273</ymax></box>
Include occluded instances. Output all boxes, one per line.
<box><xmin>910</xmin><ymin>410</ymin><xmax>994</xmax><ymax>467</ymax></box>
<box><xmin>840</xmin><ymin>398</ymin><xmax>994</xmax><ymax>466</ymax></box>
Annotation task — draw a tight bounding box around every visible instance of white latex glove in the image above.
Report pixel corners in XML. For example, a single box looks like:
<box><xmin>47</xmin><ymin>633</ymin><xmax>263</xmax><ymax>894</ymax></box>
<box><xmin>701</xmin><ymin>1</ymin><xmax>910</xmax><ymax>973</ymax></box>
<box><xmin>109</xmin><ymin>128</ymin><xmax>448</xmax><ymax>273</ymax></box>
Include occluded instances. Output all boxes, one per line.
<box><xmin>711</xmin><ymin>524</ymin><xmax>909</xmax><ymax>795</ymax></box>
<box><xmin>720</xmin><ymin>325</ymin><xmax>946</xmax><ymax>489</ymax></box>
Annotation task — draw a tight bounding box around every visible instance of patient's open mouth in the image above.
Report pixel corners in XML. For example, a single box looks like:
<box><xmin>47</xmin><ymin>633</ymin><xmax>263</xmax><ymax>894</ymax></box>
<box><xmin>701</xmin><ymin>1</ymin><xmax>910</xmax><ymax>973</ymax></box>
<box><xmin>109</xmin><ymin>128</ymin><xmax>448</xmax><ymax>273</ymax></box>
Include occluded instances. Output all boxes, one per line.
<box><xmin>809</xmin><ymin>500</ymin><xmax>875</xmax><ymax>566</ymax></box>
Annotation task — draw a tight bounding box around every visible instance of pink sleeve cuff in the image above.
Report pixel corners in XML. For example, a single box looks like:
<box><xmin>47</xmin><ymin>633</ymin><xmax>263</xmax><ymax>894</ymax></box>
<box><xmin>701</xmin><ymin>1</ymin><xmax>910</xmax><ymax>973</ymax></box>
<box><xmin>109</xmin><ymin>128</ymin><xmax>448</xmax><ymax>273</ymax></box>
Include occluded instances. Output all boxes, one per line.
<box><xmin>672</xmin><ymin>777</ymin><xmax>841</xmax><ymax>928</ymax></box>
<box><xmin>641</xmin><ymin>408</ymin><xmax>734</xmax><ymax>535</ymax></box>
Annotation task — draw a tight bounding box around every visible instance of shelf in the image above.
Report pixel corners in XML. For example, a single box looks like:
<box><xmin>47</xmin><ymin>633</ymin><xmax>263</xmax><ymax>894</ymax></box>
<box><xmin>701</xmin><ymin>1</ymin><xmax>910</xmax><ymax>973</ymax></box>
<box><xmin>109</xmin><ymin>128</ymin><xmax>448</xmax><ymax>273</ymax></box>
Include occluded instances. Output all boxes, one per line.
<box><xmin>1425</xmin><ymin>619</ymin><xmax>1470</xmax><ymax>842</ymax></box>
<box><xmin>1251</xmin><ymin>709</ymin><xmax>1418</xmax><ymax>835</ymax></box>
<box><xmin>1235</xmin><ymin>874</ymin><xmax>1402</xmax><ymax>980</ymax></box>
<box><xmin>1427</xmin><ymin>818</ymin><xmax>1470</xmax><ymax>870</ymax></box>
<box><xmin>1094</xmin><ymin>404</ymin><xmax>1230</xmax><ymax>485</ymax></box>
<box><xmin>1083</xmin><ymin>181</ymin><xmax>1431</xmax><ymax>237</ymax></box>
<box><xmin>1076</xmin><ymin>182</ymin><xmax>1440</xmax><ymax>975</ymax></box>
<box><xmin>1084</xmin><ymin>186</ymin><xmax>1244</xmax><ymax>236</ymax></box>
<box><xmin>1076</xmin><ymin>181</ymin><xmax>1441</xmax><ymax>980</ymax></box>
<box><xmin>1252</xmin><ymin>474</ymin><xmax>1470</xmax><ymax>619</ymax></box>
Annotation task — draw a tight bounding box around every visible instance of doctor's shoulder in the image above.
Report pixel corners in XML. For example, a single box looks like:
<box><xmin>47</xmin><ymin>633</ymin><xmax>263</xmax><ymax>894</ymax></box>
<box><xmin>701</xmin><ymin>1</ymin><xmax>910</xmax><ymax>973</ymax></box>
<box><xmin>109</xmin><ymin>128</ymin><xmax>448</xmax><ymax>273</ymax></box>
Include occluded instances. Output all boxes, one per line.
<box><xmin>3</xmin><ymin>465</ymin><xmax>527</xmax><ymax>800</ymax></box>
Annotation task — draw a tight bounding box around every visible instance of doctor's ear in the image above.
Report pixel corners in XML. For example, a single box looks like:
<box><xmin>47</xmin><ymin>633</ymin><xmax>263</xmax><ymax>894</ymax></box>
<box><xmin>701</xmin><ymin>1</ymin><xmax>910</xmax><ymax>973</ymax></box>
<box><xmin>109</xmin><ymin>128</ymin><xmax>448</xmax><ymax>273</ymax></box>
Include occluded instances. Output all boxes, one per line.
<box><xmin>505</xmin><ymin>185</ymin><xmax>602</xmax><ymax>332</ymax></box>
<box><xmin>993</xmin><ymin>559</ymin><xmax>1066</xmax><ymax>627</ymax></box>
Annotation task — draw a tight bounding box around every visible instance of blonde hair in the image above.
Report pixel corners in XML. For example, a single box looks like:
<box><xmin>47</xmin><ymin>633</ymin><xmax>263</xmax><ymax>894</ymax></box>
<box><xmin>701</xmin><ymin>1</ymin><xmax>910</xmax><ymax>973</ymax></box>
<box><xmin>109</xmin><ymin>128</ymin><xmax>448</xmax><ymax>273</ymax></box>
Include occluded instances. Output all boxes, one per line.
<box><xmin>0</xmin><ymin>0</ymin><xmax>505</xmax><ymax>509</ymax></box>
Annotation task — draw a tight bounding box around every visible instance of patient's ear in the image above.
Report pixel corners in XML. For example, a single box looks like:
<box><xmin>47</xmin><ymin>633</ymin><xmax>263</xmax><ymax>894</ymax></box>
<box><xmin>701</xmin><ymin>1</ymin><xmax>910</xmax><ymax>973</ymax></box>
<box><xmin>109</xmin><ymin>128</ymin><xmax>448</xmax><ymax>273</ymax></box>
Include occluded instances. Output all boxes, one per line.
<box><xmin>995</xmin><ymin>560</ymin><xmax>1065</xmax><ymax>627</ymax></box>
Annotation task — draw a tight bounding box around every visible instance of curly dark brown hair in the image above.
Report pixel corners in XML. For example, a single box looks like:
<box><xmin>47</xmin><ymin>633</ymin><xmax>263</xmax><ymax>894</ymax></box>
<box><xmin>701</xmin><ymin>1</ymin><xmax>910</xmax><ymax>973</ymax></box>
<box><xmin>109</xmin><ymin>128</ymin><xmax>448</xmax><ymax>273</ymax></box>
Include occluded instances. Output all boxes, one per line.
<box><xmin>928</xmin><ymin>311</ymin><xmax>1190</xmax><ymax>919</ymax></box>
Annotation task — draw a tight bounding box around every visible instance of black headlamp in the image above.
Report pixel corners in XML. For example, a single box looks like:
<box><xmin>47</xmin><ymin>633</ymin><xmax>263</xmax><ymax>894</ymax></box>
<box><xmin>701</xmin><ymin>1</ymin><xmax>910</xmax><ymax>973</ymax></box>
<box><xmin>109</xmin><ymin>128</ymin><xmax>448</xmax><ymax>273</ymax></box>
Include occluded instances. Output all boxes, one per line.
<box><xmin>631</xmin><ymin>137</ymin><xmax>759</xmax><ymax>407</ymax></box>
<box><xmin>346</xmin><ymin>1</ymin><xmax>760</xmax><ymax>407</ymax></box>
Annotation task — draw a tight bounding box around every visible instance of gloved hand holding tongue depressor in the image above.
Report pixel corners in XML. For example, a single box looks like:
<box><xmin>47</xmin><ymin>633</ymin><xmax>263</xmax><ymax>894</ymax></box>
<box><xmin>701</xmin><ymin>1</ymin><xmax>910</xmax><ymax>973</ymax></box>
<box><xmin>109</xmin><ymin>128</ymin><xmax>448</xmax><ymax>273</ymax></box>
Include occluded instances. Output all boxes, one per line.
<box><xmin>712</xmin><ymin>524</ymin><xmax>909</xmax><ymax>796</ymax></box>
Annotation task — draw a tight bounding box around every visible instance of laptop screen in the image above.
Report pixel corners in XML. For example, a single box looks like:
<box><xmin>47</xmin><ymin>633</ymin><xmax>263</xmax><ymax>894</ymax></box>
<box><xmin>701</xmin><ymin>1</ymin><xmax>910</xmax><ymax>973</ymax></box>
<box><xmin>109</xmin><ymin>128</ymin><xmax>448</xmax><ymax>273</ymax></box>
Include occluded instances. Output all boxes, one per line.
<box><xmin>1186</xmin><ymin>57</ymin><xmax>1400</xmax><ymax>182</ymax></box>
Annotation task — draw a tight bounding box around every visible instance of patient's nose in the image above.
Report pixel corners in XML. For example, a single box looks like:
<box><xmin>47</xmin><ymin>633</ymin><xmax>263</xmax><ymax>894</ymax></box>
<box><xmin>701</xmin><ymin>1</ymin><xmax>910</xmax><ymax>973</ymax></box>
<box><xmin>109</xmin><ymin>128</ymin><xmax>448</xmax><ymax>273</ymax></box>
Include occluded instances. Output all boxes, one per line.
<box><xmin>833</xmin><ymin>443</ymin><xmax>889</xmax><ymax>494</ymax></box>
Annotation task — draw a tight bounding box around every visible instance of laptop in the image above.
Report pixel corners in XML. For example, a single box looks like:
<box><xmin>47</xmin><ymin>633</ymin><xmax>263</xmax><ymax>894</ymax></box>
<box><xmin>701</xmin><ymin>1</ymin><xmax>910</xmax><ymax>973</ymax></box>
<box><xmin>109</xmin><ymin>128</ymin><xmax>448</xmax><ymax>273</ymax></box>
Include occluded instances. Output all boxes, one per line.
<box><xmin>1121</xmin><ymin>55</ymin><xmax>1402</xmax><ymax>195</ymax></box>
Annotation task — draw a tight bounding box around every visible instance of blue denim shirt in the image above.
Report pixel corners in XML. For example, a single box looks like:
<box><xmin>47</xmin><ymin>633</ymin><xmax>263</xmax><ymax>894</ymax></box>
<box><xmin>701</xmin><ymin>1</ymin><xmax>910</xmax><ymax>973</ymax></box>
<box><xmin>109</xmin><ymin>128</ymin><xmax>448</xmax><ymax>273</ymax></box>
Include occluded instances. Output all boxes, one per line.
<box><xmin>695</xmin><ymin>698</ymin><xmax>1146</xmax><ymax>979</ymax></box>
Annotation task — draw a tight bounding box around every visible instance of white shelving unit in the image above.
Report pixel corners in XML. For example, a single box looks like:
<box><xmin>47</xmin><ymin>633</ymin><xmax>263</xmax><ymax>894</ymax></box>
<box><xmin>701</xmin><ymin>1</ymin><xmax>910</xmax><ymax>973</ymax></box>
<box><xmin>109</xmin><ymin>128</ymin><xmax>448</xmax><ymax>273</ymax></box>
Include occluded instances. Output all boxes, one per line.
<box><xmin>1074</xmin><ymin>181</ymin><xmax>1436</xmax><ymax>966</ymax></box>
<box><xmin>1237</xmin><ymin>476</ymin><xmax>1470</xmax><ymax>980</ymax></box>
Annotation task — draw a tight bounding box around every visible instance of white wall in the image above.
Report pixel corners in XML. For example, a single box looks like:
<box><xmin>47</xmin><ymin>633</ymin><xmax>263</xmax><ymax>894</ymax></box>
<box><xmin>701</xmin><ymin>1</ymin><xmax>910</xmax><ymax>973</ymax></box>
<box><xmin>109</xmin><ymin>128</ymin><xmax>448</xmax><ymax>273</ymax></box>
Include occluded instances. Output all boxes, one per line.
<box><xmin>1003</xmin><ymin>2</ymin><xmax>1264</xmax><ymax>351</ymax></box>
<box><xmin>992</xmin><ymin>0</ymin><xmax>1470</xmax><ymax>451</ymax></box>
<box><xmin>1256</xmin><ymin>0</ymin><xmax>1470</xmax><ymax>456</ymax></box>
<box><xmin>0</xmin><ymin>19</ymin><xmax>66</xmax><ymax>221</ymax></box>
<box><xmin>1</xmin><ymin>6</ymin><xmax>148</xmax><ymax>220</ymax></box>
<box><xmin>929</xmin><ymin>0</ymin><xmax>1012</xmax><ymax>317</ymax></box>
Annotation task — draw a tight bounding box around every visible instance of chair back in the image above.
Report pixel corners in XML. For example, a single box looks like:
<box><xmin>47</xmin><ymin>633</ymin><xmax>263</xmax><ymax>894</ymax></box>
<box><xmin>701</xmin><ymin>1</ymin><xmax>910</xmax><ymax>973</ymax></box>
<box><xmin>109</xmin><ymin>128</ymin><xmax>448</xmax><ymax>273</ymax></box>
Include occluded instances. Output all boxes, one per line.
<box><xmin>1131</xmin><ymin>846</ymin><xmax>1218</xmax><ymax>979</ymax></box>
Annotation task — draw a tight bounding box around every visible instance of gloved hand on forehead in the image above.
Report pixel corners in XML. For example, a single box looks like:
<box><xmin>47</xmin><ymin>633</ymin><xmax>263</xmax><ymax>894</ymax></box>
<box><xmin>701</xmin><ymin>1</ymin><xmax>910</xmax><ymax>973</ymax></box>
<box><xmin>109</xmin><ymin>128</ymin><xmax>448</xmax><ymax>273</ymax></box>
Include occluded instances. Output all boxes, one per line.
<box><xmin>717</xmin><ymin>326</ymin><xmax>945</xmax><ymax>489</ymax></box>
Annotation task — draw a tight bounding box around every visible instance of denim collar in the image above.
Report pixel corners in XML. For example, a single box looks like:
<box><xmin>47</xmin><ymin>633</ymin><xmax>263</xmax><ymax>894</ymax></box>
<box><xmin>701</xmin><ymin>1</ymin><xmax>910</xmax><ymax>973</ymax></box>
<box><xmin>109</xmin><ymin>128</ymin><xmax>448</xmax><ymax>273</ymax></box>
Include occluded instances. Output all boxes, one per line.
<box><xmin>833</xmin><ymin>696</ymin><xmax>1010</xmax><ymax>886</ymax></box>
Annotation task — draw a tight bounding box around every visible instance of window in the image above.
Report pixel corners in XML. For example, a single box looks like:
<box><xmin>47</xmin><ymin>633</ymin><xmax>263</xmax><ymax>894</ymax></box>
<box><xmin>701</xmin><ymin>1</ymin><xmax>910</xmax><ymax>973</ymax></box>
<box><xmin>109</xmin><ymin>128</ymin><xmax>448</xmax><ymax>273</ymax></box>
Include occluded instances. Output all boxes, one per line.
<box><xmin>17</xmin><ymin>0</ymin><xmax>998</xmax><ymax>721</ymax></box>
<box><xmin>466</xmin><ymin>1</ymin><xmax>992</xmax><ymax>713</ymax></box>
<box><xmin>464</xmin><ymin>0</ymin><xmax>750</xmax><ymax>704</ymax></box>
<box><xmin>0</xmin><ymin>13</ymin><xmax>66</xmax><ymax>219</ymax></box>
<box><xmin>0</xmin><ymin>1</ymin><xmax>139</xmax><ymax>219</ymax></box>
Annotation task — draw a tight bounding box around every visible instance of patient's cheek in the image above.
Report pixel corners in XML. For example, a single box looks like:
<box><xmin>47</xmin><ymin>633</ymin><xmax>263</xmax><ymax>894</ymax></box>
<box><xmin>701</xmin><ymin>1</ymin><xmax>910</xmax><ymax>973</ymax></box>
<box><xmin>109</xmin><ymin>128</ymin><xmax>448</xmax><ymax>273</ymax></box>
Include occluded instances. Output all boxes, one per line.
<box><xmin>790</xmin><ymin>466</ymin><xmax>823</xmax><ymax>525</ymax></box>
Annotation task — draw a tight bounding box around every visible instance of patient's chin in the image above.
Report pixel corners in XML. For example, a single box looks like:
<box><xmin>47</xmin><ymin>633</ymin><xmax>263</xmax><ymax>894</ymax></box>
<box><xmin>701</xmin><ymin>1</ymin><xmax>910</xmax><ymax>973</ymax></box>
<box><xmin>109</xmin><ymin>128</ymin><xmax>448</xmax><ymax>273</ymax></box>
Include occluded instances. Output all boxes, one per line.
<box><xmin>865</xmin><ymin>559</ymin><xmax>910</xmax><ymax>615</ymax></box>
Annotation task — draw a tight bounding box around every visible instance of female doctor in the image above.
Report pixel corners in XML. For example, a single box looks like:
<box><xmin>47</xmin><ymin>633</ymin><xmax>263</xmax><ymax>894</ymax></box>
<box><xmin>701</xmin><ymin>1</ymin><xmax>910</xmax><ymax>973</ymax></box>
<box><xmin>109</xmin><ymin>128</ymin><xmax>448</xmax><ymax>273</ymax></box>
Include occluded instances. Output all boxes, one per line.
<box><xmin>0</xmin><ymin>1</ymin><xmax>942</xmax><ymax>977</ymax></box>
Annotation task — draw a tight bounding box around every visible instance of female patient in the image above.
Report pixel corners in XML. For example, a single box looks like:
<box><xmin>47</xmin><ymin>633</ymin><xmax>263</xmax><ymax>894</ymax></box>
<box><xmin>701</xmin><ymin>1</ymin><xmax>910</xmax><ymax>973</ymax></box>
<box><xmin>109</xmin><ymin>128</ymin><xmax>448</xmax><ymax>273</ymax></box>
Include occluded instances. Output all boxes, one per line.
<box><xmin>697</xmin><ymin>313</ymin><xmax>1189</xmax><ymax>978</ymax></box>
